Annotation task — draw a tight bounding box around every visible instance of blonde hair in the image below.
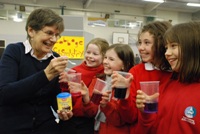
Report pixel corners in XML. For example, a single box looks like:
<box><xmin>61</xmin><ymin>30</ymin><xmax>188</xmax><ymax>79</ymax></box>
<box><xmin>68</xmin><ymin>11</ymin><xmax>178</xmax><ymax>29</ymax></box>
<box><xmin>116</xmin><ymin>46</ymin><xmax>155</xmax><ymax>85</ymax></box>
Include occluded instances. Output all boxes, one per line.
<box><xmin>85</xmin><ymin>38</ymin><xmax>109</xmax><ymax>56</ymax></box>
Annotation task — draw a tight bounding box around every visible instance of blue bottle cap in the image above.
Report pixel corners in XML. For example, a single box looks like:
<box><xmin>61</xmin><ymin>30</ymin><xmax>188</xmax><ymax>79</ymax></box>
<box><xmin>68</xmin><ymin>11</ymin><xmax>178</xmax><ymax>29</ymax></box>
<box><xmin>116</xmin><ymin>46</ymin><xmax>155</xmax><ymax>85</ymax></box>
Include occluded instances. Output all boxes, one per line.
<box><xmin>57</xmin><ymin>92</ymin><xmax>71</xmax><ymax>98</ymax></box>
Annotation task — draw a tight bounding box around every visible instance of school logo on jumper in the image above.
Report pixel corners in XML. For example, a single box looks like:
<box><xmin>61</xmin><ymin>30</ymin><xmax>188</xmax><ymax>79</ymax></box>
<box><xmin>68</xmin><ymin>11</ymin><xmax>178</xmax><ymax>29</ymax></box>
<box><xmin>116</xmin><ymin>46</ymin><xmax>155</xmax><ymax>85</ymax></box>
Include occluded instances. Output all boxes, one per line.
<box><xmin>181</xmin><ymin>106</ymin><xmax>196</xmax><ymax>125</ymax></box>
<box><xmin>185</xmin><ymin>106</ymin><xmax>196</xmax><ymax>118</ymax></box>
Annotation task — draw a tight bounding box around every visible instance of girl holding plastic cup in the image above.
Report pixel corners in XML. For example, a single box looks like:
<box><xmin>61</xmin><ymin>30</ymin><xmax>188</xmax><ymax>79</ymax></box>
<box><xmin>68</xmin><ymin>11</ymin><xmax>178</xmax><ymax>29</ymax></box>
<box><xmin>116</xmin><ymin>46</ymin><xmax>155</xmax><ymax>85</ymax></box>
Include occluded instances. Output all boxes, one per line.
<box><xmin>59</xmin><ymin>38</ymin><xmax>109</xmax><ymax>134</ymax></box>
<box><xmin>136</xmin><ymin>22</ymin><xmax>200</xmax><ymax>134</ymax></box>
<box><xmin>70</xmin><ymin>43</ymin><xmax>135</xmax><ymax>134</ymax></box>
<box><xmin>112</xmin><ymin>21</ymin><xmax>172</xmax><ymax>134</ymax></box>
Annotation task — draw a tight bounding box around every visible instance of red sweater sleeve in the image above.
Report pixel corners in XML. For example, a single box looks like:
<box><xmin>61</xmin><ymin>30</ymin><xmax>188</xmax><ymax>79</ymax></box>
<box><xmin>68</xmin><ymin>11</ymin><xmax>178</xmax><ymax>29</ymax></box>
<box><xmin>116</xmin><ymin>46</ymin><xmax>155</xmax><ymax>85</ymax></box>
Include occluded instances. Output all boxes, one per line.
<box><xmin>100</xmin><ymin>94</ymin><xmax>126</xmax><ymax>127</ymax></box>
<box><xmin>82</xmin><ymin>78</ymin><xmax>99</xmax><ymax>117</ymax></box>
<box><xmin>70</xmin><ymin>63</ymin><xmax>103</xmax><ymax>117</ymax></box>
<box><xmin>71</xmin><ymin>94</ymin><xmax>84</xmax><ymax>116</ymax></box>
<box><xmin>83</xmin><ymin>78</ymin><xmax>125</xmax><ymax>127</ymax></box>
<box><xmin>82</xmin><ymin>102</ymin><xmax>98</xmax><ymax>117</ymax></box>
<box><xmin>118</xmin><ymin>83</ymin><xmax>138</xmax><ymax>124</ymax></box>
<box><xmin>135</xmin><ymin>112</ymin><xmax>157</xmax><ymax>134</ymax></box>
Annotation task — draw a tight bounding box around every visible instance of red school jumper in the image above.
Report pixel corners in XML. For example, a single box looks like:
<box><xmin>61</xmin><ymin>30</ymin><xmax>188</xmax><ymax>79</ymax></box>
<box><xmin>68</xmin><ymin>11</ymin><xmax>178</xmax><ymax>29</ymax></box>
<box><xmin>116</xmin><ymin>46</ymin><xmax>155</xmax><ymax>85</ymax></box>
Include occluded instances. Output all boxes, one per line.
<box><xmin>154</xmin><ymin>80</ymin><xmax>200</xmax><ymax>134</ymax></box>
<box><xmin>71</xmin><ymin>61</ymin><xmax>104</xmax><ymax>116</ymax></box>
<box><xmin>60</xmin><ymin>61</ymin><xmax>104</xmax><ymax>134</ymax></box>
<box><xmin>117</xmin><ymin>63</ymin><xmax>172</xmax><ymax>134</ymax></box>
<box><xmin>83</xmin><ymin>77</ymin><xmax>130</xmax><ymax>134</ymax></box>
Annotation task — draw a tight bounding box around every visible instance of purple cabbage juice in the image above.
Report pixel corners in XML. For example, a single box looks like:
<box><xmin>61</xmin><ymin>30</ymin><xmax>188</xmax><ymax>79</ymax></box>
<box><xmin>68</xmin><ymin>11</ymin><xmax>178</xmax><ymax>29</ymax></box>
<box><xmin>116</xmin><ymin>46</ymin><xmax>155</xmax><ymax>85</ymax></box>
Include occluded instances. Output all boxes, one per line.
<box><xmin>144</xmin><ymin>102</ymin><xmax>158</xmax><ymax>113</ymax></box>
<box><xmin>114</xmin><ymin>87</ymin><xmax>127</xmax><ymax>99</ymax></box>
<box><xmin>60</xmin><ymin>82</ymin><xmax>69</xmax><ymax>92</ymax></box>
<box><xmin>91</xmin><ymin>93</ymin><xmax>102</xmax><ymax>105</ymax></box>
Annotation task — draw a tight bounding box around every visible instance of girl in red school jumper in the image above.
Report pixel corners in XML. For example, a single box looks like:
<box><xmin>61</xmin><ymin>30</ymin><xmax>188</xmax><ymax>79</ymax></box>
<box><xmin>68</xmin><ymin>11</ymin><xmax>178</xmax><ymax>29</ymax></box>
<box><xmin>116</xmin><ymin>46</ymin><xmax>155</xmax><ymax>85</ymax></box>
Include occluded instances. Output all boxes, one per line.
<box><xmin>136</xmin><ymin>21</ymin><xmax>200</xmax><ymax>134</ymax></box>
<box><xmin>59</xmin><ymin>38</ymin><xmax>109</xmax><ymax>134</ymax></box>
<box><xmin>69</xmin><ymin>43</ymin><xmax>135</xmax><ymax>134</ymax></box>
<box><xmin>112</xmin><ymin>21</ymin><xmax>172</xmax><ymax>134</ymax></box>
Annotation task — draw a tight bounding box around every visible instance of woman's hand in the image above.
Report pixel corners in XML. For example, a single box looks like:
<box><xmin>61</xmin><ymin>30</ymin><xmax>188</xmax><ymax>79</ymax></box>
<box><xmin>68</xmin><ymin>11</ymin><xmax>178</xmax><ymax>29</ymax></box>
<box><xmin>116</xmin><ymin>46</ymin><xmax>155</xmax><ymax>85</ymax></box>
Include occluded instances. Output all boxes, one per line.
<box><xmin>44</xmin><ymin>56</ymin><xmax>68</xmax><ymax>81</ymax></box>
<box><xmin>57</xmin><ymin>109</ymin><xmax>73</xmax><ymax>121</ymax></box>
<box><xmin>59</xmin><ymin>72</ymin><xmax>68</xmax><ymax>83</ymax></box>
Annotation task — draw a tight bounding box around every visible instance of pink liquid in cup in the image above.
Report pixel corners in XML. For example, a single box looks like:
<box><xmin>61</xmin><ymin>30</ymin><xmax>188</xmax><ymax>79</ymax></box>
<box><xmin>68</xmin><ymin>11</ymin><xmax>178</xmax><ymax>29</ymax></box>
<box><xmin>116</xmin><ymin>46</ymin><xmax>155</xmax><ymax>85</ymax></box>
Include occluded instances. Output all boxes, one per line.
<box><xmin>60</xmin><ymin>68</ymin><xmax>76</xmax><ymax>92</ymax></box>
<box><xmin>90</xmin><ymin>78</ymin><xmax>107</xmax><ymax>105</ymax></box>
<box><xmin>91</xmin><ymin>93</ymin><xmax>102</xmax><ymax>105</ymax></box>
<box><xmin>60</xmin><ymin>82</ymin><xmax>69</xmax><ymax>92</ymax></box>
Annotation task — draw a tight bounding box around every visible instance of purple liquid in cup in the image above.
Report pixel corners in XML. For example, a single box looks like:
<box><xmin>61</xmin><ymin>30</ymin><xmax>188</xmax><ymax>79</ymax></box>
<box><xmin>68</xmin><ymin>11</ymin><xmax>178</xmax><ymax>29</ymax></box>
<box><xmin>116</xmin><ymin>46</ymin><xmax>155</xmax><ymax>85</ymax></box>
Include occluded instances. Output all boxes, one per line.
<box><xmin>91</xmin><ymin>93</ymin><xmax>102</xmax><ymax>105</ymax></box>
<box><xmin>144</xmin><ymin>102</ymin><xmax>158</xmax><ymax>113</ymax></box>
<box><xmin>114</xmin><ymin>87</ymin><xmax>127</xmax><ymax>99</ymax></box>
<box><xmin>60</xmin><ymin>82</ymin><xmax>69</xmax><ymax>92</ymax></box>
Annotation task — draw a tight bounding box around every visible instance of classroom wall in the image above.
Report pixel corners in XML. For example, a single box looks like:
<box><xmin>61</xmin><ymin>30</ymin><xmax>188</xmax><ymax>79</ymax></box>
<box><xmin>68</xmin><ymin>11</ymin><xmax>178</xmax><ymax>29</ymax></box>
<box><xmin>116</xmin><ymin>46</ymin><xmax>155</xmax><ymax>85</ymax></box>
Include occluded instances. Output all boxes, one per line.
<box><xmin>0</xmin><ymin>2</ymin><xmax>192</xmax><ymax>55</ymax></box>
<box><xmin>0</xmin><ymin>20</ymin><xmax>26</xmax><ymax>45</ymax></box>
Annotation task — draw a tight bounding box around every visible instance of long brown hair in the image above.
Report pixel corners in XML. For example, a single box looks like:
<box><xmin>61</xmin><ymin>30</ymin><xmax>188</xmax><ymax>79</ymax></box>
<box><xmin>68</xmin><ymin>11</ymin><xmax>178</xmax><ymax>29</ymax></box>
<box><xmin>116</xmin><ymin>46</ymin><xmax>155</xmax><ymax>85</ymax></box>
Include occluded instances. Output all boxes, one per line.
<box><xmin>138</xmin><ymin>21</ymin><xmax>172</xmax><ymax>70</ymax></box>
<box><xmin>107</xmin><ymin>43</ymin><xmax>135</xmax><ymax>72</ymax></box>
<box><xmin>164</xmin><ymin>21</ymin><xmax>200</xmax><ymax>83</ymax></box>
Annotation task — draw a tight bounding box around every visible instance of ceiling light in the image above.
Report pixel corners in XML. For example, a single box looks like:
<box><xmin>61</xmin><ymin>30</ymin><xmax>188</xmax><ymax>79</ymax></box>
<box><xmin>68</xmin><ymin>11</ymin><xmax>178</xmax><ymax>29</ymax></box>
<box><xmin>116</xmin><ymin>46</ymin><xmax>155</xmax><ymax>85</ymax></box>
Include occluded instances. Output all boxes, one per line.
<box><xmin>187</xmin><ymin>3</ymin><xmax>200</xmax><ymax>7</ymax></box>
<box><xmin>13</xmin><ymin>12</ymin><xmax>23</xmax><ymax>22</ymax></box>
<box><xmin>143</xmin><ymin>0</ymin><xmax>164</xmax><ymax>3</ymax></box>
<box><xmin>13</xmin><ymin>17</ymin><xmax>23</xmax><ymax>22</ymax></box>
